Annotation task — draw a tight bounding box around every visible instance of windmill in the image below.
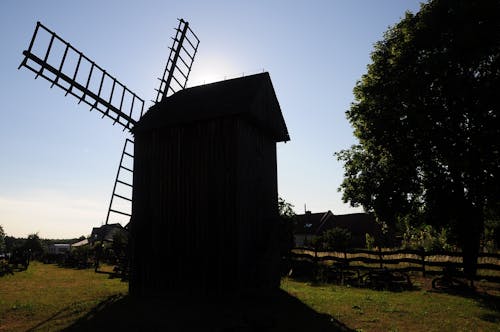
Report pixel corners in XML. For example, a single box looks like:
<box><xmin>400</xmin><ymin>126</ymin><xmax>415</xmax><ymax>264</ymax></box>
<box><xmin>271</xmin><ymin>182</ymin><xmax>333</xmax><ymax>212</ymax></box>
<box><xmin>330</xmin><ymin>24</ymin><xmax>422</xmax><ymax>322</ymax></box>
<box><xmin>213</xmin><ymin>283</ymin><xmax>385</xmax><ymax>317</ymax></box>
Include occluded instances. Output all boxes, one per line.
<box><xmin>20</xmin><ymin>20</ymin><xmax>289</xmax><ymax>298</ymax></box>
<box><xmin>18</xmin><ymin>20</ymin><xmax>199</xmax><ymax>267</ymax></box>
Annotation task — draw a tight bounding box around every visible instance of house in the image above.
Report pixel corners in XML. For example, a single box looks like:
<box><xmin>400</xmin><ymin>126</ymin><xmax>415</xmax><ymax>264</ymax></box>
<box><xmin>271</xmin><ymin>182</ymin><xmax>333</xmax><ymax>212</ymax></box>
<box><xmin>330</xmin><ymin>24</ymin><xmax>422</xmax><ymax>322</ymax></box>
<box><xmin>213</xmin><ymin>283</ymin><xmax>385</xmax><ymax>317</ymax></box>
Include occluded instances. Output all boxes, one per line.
<box><xmin>294</xmin><ymin>211</ymin><xmax>381</xmax><ymax>248</ymax></box>
<box><xmin>294</xmin><ymin>211</ymin><xmax>335</xmax><ymax>246</ymax></box>
<box><xmin>90</xmin><ymin>223</ymin><xmax>127</xmax><ymax>244</ymax></box>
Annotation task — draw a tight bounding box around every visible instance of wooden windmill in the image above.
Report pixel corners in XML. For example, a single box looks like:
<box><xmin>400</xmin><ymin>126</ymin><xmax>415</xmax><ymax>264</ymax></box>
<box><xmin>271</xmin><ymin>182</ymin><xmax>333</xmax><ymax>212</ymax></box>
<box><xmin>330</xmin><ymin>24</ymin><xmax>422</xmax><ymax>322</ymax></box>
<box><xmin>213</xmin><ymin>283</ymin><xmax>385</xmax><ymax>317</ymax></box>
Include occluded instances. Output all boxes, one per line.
<box><xmin>19</xmin><ymin>20</ymin><xmax>289</xmax><ymax>298</ymax></box>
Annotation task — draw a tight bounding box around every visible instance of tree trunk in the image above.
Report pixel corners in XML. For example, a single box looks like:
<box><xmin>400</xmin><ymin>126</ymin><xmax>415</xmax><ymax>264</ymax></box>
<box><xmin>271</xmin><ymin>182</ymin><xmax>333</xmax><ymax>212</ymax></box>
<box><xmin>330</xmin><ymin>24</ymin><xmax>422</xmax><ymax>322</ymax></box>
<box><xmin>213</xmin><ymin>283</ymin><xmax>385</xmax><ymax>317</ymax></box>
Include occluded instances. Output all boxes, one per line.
<box><xmin>456</xmin><ymin>203</ymin><xmax>483</xmax><ymax>284</ymax></box>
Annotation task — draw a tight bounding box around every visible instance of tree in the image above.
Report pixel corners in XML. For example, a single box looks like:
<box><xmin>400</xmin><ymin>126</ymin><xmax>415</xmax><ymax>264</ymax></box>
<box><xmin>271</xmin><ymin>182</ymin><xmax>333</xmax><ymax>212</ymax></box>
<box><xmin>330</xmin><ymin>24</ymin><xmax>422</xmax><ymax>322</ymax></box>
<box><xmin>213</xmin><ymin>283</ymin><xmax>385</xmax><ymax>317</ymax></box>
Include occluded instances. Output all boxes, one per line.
<box><xmin>277</xmin><ymin>196</ymin><xmax>297</xmax><ymax>255</ymax></box>
<box><xmin>0</xmin><ymin>225</ymin><xmax>5</xmax><ymax>252</ymax></box>
<box><xmin>23</xmin><ymin>233</ymin><xmax>45</xmax><ymax>257</ymax></box>
<box><xmin>278</xmin><ymin>196</ymin><xmax>296</xmax><ymax>220</ymax></box>
<box><xmin>337</xmin><ymin>0</ymin><xmax>500</xmax><ymax>280</ymax></box>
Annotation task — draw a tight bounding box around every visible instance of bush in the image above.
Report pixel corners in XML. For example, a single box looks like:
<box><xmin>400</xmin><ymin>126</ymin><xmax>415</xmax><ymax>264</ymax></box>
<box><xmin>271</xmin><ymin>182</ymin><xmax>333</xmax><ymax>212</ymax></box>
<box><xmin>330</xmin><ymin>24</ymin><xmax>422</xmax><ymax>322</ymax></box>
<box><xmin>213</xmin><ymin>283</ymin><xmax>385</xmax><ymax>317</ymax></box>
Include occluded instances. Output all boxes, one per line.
<box><xmin>402</xmin><ymin>223</ymin><xmax>453</xmax><ymax>251</ymax></box>
<box><xmin>365</xmin><ymin>233</ymin><xmax>375</xmax><ymax>250</ymax></box>
<box><xmin>0</xmin><ymin>259</ymin><xmax>12</xmax><ymax>276</ymax></box>
<box><xmin>320</xmin><ymin>227</ymin><xmax>352</xmax><ymax>252</ymax></box>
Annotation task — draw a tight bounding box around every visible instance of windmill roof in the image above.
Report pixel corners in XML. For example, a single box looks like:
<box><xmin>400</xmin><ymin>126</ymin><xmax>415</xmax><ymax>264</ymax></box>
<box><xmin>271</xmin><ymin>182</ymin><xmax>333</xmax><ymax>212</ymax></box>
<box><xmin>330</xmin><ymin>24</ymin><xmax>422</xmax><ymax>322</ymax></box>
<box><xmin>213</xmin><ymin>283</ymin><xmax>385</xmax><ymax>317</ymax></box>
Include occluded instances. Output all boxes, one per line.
<box><xmin>133</xmin><ymin>72</ymin><xmax>289</xmax><ymax>142</ymax></box>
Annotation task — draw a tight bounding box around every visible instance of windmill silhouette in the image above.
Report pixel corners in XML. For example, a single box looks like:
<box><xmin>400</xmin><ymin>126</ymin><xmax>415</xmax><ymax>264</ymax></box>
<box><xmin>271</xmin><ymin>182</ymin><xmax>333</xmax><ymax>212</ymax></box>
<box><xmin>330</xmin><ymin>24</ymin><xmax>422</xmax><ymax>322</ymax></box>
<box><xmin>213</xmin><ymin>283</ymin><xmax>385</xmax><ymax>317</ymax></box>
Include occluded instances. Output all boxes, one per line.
<box><xmin>19</xmin><ymin>20</ymin><xmax>289</xmax><ymax>298</ymax></box>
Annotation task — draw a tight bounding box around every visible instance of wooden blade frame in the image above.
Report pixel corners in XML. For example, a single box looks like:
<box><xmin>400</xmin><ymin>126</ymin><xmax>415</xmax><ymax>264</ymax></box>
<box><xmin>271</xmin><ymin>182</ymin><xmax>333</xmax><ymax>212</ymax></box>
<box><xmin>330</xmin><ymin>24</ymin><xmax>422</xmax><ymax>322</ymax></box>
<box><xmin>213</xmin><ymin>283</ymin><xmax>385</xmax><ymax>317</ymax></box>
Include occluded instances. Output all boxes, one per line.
<box><xmin>105</xmin><ymin>138</ymin><xmax>134</xmax><ymax>226</ymax></box>
<box><xmin>155</xmin><ymin>19</ymin><xmax>200</xmax><ymax>103</ymax></box>
<box><xmin>19</xmin><ymin>22</ymin><xmax>144</xmax><ymax>130</ymax></box>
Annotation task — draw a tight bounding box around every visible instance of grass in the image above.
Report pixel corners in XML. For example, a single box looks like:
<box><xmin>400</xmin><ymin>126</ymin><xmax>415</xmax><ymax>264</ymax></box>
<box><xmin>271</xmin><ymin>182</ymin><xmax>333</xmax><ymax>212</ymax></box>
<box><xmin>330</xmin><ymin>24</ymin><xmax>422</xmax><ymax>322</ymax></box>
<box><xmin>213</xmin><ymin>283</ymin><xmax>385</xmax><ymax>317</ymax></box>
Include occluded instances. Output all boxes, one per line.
<box><xmin>281</xmin><ymin>277</ymin><xmax>500</xmax><ymax>332</ymax></box>
<box><xmin>0</xmin><ymin>261</ymin><xmax>499</xmax><ymax>331</ymax></box>
<box><xmin>0</xmin><ymin>261</ymin><xmax>127</xmax><ymax>331</ymax></box>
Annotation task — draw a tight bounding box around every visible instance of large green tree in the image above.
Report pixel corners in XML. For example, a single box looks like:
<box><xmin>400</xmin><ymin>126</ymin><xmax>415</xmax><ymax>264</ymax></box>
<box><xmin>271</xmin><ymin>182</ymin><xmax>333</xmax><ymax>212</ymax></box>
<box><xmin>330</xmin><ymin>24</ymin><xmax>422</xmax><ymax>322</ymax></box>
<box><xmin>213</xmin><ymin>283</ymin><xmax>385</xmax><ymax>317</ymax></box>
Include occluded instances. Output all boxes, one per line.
<box><xmin>337</xmin><ymin>0</ymin><xmax>500</xmax><ymax>280</ymax></box>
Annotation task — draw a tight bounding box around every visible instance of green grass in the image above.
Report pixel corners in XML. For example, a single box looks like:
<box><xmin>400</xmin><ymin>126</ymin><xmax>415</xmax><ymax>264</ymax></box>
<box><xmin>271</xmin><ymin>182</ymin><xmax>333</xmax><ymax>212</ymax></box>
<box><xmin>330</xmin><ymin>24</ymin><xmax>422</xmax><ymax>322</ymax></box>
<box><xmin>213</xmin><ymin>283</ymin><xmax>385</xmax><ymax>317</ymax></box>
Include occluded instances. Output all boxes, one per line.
<box><xmin>281</xmin><ymin>278</ymin><xmax>500</xmax><ymax>332</ymax></box>
<box><xmin>1</xmin><ymin>262</ymin><xmax>499</xmax><ymax>331</ymax></box>
<box><xmin>0</xmin><ymin>261</ymin><xmax>127</xmax><ymax>331</ymax></box>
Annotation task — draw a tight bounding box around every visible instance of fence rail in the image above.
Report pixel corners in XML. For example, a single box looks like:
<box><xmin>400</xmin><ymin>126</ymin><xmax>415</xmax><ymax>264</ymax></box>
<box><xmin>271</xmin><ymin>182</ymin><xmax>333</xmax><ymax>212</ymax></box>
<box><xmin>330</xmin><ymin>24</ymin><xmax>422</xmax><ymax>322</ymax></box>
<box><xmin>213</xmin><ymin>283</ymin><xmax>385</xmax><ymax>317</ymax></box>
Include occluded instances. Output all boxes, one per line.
<box><xmin>290</xmin><ymin>247</ymin><xmax>500</xmax><ymax>278</ymax></box>
<box><xmin>293</xmin><ymin>247</ymin><xmax>500</xmax><ymax>259</ymax></box>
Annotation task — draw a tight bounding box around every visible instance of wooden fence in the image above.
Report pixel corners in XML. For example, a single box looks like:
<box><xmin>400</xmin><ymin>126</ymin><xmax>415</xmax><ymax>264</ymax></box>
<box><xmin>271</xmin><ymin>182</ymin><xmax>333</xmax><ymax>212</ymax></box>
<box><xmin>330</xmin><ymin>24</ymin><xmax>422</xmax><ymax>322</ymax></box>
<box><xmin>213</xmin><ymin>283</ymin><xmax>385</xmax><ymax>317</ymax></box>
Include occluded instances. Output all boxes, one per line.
<box><xmin>290</xmin><ymin>247</ymin><xmax>500</xmax><ymax>280</ymax></box>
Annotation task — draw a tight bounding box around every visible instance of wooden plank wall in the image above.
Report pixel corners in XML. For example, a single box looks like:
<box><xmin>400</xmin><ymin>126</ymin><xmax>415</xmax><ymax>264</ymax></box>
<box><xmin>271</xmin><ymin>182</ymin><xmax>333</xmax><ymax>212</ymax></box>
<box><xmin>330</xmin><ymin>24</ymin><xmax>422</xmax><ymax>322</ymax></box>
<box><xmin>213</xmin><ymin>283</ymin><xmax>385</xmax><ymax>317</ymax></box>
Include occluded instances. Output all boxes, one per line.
<box><xmin>130</xmin><ymin>116</ymin><xmax>280</xmax><ymax>297</ymax></box>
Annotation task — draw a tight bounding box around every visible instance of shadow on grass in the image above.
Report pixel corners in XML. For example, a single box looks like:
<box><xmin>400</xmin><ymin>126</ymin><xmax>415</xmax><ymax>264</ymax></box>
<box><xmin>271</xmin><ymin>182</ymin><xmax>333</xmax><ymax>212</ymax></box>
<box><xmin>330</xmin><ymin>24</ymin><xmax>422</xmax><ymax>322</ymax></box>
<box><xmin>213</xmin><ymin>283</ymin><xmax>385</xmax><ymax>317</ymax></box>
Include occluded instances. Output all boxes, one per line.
<box><xmin>27</xmin><ymin>296</ymin><xmax>122</xmax><ymax>331</ymax></box>
<box><xmin>427</xmin><ymin>278</ymin><xmax>500</xmax><ymax>324</ymax></box>
<box><xmin>62</xmin><ymin>290</ymin><xmax>354</xmax><ymax>331</ymax></box>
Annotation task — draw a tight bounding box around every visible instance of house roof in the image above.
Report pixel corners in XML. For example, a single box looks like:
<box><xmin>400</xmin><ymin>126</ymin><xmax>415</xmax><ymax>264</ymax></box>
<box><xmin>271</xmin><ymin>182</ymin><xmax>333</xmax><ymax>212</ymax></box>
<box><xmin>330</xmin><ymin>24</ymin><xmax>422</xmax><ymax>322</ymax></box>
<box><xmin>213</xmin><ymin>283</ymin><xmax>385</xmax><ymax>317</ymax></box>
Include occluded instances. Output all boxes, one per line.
<box><xmin>295</xmin><ymin>211</ymin><xmax>334</xmax><ymax>235</ymax></box>
<box><xmin>133</xmin><ymin>72</ymin><xmax>290</xmax><ymax>142</ymax></box>
<box><xmin>91</xmin><ymin>223</ymin><xmax>127</xmax><ymax>242</ymax></box>
<box><xmin>71</xmin><ymin>238</ymin><xmax>89</xmax><ymax>247</ymax></box>
<box><xmin>331</xmin><ymin>213</ymin><xmax>378</xmax><ymax>235</ymax></box>
<box><xmin>295</xmin><ymin>212</ymin><xmax>378</xmax><ymax>236</ymax></box>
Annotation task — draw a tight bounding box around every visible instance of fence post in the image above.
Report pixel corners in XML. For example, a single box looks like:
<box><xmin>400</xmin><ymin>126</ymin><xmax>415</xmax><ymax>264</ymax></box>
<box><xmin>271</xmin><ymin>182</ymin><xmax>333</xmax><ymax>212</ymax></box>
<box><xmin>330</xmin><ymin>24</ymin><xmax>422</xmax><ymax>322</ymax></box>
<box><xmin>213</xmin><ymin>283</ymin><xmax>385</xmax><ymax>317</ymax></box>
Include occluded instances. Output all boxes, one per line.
<box><xmin>421</xmin><ymin>248</ymin><xmax>426</xmax><ymax>277</ymax></box>
<box><xmin>378</xmin><ymin>247</ymin><xmax>383</xmax><ymax>269</ymax></box>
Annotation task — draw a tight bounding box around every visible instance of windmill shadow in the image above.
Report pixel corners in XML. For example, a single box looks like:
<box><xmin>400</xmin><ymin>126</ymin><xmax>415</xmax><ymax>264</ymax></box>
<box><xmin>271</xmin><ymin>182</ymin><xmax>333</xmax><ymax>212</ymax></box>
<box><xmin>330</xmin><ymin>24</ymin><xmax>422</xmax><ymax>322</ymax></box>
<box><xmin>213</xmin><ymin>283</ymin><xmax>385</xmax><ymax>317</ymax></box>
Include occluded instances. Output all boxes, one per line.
<box><xmin>63</xmin><ymin>290</ymin><xmax>354</xmax><ymax>332</ymax></box>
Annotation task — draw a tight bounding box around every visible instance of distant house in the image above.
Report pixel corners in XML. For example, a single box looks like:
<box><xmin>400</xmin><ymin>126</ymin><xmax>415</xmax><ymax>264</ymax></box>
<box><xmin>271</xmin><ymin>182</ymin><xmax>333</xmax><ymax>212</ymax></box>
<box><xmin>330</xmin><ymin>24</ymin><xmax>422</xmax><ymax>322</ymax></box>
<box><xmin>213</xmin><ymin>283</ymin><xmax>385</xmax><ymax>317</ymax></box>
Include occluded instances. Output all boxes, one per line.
<box><xmin>48</xmin><ymin>243</ymin><xmax>71</xmax><ymax>255</ymax></box>
<box><xmin>294</xmin><ymin>211</ymin><xmax>381</xmax><ymax>248</ymax></box>
<box><xmin>90</xmin><ymin>223</ymin><xmax>127</xmax><ymax>244</ymax></box>
<box><xmin>294</xmin><ymin>211</ymin><xmax>335</xmax><ymax>247</ymax></box>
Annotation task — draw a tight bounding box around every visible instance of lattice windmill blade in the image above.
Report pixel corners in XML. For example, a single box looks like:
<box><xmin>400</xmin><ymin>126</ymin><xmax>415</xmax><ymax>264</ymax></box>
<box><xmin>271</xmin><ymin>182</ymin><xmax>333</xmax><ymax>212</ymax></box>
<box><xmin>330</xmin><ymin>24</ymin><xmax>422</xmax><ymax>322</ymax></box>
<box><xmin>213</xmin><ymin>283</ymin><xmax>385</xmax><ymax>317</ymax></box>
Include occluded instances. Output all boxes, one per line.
<box><xmin>18</xmin><ymin>22</ymin><xmax>145</xmax><ymax>130</ymax></box>
<box><xmin>105</xmin><ymin>138</ymin><xmax>134</xmax><ymax>227</ymax></box>
<box><xmin>155</xmin><ymin>18</ymin><xmax>200</xmax><ymax>103</ymax></box>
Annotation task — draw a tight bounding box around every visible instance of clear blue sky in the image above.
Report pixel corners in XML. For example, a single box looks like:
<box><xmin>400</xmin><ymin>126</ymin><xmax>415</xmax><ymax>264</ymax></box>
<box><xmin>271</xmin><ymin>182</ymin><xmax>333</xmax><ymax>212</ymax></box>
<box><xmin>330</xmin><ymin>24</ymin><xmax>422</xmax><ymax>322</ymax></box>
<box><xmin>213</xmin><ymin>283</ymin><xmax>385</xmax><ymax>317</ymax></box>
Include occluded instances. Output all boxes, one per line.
<box><xmin>0</xmin><ymin>0</ymin><xmax>423</xmax><ymax>239</ymax></box>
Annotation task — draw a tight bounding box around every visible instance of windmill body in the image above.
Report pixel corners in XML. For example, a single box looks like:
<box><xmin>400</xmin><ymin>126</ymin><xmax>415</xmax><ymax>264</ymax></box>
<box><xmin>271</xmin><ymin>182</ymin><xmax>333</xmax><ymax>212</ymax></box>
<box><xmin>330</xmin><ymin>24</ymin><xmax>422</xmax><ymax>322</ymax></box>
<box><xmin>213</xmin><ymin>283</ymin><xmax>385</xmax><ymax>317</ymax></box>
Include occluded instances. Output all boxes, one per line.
<box><xmin>131</xmin><ymin>73</ymin><xmax>289</xmax><ymax>296</ymax></box>
<box><xmin>19</xmin><ymin>21</ymin><xmax>289</xmax><ymax>298</ymax></box>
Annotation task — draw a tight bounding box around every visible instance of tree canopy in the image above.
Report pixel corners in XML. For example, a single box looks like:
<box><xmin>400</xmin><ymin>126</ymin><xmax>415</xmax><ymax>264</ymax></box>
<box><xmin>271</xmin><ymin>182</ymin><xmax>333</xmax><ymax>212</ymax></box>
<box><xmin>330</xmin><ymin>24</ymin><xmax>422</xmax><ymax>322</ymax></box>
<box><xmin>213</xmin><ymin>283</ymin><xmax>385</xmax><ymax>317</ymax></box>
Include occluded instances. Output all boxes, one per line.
<box><xmin>0</xmin><ymin>225</ymin><xmax>5</xmax><ymax>253</ymax></box>
<box><xmin>337</xmin><ymin>0</ymin><xmax>500</xmax><ymax>279</ymax></box>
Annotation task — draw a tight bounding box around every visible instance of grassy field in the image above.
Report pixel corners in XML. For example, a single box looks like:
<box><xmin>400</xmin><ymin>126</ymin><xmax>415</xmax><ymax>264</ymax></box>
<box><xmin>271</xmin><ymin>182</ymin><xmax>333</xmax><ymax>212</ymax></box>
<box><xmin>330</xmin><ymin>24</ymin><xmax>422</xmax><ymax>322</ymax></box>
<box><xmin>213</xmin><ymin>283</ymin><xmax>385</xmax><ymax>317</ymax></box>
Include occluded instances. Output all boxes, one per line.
<box><xmin>281</xmin><ymin>278</ymin><xmax>500</xmax><ymax>331</ymax></box>
<box><xmin>0</xmin><ymin>261</ymin><xmax>127</xmax><ymax>331</ymax></box>
<box><xmin>0</xmin><ymin>262</ymin><xmax>499</xmax><ymax>331</ymax></box>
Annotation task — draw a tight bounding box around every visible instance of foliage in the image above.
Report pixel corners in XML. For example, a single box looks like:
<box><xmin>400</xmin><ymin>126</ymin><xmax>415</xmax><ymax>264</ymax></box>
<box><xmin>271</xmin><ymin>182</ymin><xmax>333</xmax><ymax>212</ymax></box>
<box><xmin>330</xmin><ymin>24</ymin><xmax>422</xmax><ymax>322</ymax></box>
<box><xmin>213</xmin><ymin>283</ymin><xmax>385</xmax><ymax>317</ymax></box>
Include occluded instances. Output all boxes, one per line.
<box><xmin>23</xmin><ymin>233</ymin><xmax>46</xmax><ymax>258</ymax></box>
<box><xmin>278</xmin><ymin>196</ymin><xmax>297</xmax><ymax>254</ymax></box>
<box><xmin>481</xmin><ymin>226</ymin><xmax>497</xmax><ymax>253</ymax></box>
<box><xmin>110</xmin><ymin>232</ymin><xmax>129</xmax><ymax>277</ymax></box>
<box><xmin>365</xmin><ymin>233</ymin><xmax>375</xmax><ymax>250</ymax></box>
<box><xmin>320</xmin><ymin>227</ymin><xmax>352</xmax><ymax>251</ymax></box>
<box><xmin>0</xmin><ymin>258</ymin><xmax>12</xmax><ymax>276</ymax></box>
<box><xmin>4</xmin><ymin>236</ymin><xmax>24</xmax><ymax>253</ymax></box>
<box><xmin>0</xmin><ymin>225</ymin><xmax>5</xmax><ymax>252</ymax></box>
<box><xmin>62</xmin><ymin>245</ymin><xmax>93</xmax><ymax>269</ymax></box>
<box><xmin>401</xmin><ymin>222</ymin><xmax>454</xmax><ymax>251</ymax></box>
<box><xmin>278</xmin><ymin>196</ymin><xmax>296</xmax><ymax>220</ymax></box>
<box><xmin>336</xmin><ymin>0</ymin><xmax>500</xmax><ymax>278</ymax></box>
<box><xmin>483</xmin><ymin>201</ymin><xmax>500</xmax><ymax>251</ymax></box>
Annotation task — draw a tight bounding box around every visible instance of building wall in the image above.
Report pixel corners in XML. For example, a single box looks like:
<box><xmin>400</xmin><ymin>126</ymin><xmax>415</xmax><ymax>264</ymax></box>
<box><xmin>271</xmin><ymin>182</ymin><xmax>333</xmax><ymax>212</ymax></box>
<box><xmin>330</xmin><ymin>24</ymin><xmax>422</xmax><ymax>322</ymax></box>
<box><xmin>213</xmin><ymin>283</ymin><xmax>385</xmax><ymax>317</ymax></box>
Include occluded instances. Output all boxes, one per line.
<box><xmin>130</xmin><ymin>116</ymin><xmax>280</xmax><ymax>297</ymax></box>
<box><xmin>48</xmin><ymin>244</ymin><xmax>71</xmax><ymax>255</ymax></box>
<box><xmin>235</xmin><ymin>117</ymin><xmax>280</xmax><ymax>290</ymax></box>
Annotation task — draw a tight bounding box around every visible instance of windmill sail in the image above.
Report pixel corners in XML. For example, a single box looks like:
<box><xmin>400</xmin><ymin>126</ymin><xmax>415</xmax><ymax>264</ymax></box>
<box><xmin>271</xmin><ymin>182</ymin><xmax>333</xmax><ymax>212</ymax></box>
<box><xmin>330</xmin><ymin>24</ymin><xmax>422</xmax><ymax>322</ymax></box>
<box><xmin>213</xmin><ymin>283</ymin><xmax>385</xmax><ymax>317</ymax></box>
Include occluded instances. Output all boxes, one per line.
<box><xmin>19</xmin><ymin>22</ymin><xmax>144</xmax><ymax>130</ymax></box>
<box><xmin>155</xmin><ymin>19</ymin><xmax>200</xmax><ymax>103</ymax></box>
<box><xmin>105</xmin><ymin>138</ymin><xmax>134</xmax><ymax>227</ymax></box>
